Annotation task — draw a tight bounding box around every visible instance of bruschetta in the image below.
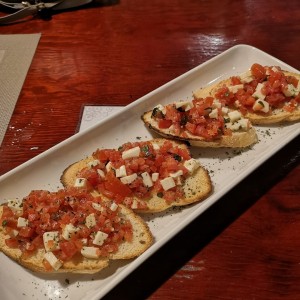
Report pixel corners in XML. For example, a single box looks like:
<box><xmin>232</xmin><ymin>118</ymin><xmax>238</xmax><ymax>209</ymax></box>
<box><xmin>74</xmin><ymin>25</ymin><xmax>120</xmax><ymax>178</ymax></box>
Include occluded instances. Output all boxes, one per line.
<box><xmin>193</xmin><ymin>63</ymin><xmax>300</xmax><ymax>124</ymax></box>
<box><xmin>0</xmin><ymin>188</ymin><xmax>153</xmax><ymax>274</ymax></box>
<box><xmin>141</xmin><ymin>98</ymin><xmax>258</xmax><ymax>148</ymax></box>
<box><xmin>60</xmin><ymin>139</ymin><xmax>212</xmax><ymax>213</ymax></box>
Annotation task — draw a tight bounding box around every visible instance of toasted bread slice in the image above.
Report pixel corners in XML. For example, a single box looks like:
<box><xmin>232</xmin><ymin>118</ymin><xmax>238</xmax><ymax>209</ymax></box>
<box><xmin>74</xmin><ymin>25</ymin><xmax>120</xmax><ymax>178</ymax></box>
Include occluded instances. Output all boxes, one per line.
<box><xmin>60</xmin><ymin>139</ymin><xmax>212</xmax><ymax>213</ymax></box>
<box><xmin>142</xmin><ymin>110</ymin><xmax>258</xmax><ymax>148</ymax></box>
<box><xmin>193</xmin><ymin>68</ymin><xmax>300</xmax><ymax>124</ymax></box>
<box><xmin>0</xmin><ymin>199</ymin><xmax>153</xmax><ymax>274</ymax></box>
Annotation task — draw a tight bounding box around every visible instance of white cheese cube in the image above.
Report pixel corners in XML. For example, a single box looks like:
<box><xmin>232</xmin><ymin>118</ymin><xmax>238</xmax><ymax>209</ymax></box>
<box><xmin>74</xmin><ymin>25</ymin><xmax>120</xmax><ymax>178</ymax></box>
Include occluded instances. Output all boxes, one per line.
<box><xmin>44</xmin><ymin>252</ymin><xmax>62</xmax><ymax>271</ymax></box>
<box><xmin>122</xmin><ymin>146</ymin><xmax>141</xmax><ymax>160</ymax></box>
<box><xmin>160</xmin><ymin>177</ymin><xmax>176</xmax><ymax>191</ymax></box>
<box><xmin>87</xmin><ymin>159</ymin><xmax>100</xmax><ymax>168</ymax></box>
<box><xmin>183</xmin><ymin>159</ymin><xmax>200</xmax><ymax>174</ymax></box>
<box><xmin>43</xmin><ymin>231</ymin><xmax>60</xmax><ymax>252</ymax></box>
<box><xmin>93</xmin><ymin>231</ymin><xmax>108</xmax><ymax>246</ymax></box>
<box><xmin>228</xmin><ymin>110</ymin><xmax>242</xmax><ymax>122</ymax></box>
<box><xmin>7</xmin><ymin>199</ymin><xmax>23</xmax><ymax>212</ymax></box>
<box><xmin>170</xmin><ymin>170</ymin><xmax>183</xmax><ymax>178</ymax></box>
<box><xmin>252</xmin><ymin>99</ymin><xmax>269</xmax><ymax>113</ymax></box>
<box><xmin>221</xmin><ymin>107</ymin><xmax>229</xmax><ymax>115</ymax></box>
<box><xmin>226</xmin><ymin>122</ymin><xmax>241</xmax><ymax>131</ymax></box>
<box><xmin>17</xmin><ymin>217</ymin><xmax>29</xmax><ymax>228</ymax></box>
<box><xmin>228</xmin><ymin>84</ymin><xmax>244</xmax><ymax>93</ymax></box>
<box><xmin>152</xmin><ymin>172</ymin><xmax>159</xmax><ymax>182</ymax></box>
<box><xmin>238</xmin><ymin>118</ymin><xmax>250</xmax><ymax>130</ymax></box>
<box><xmin>115</xmin><ymin>165</ymin><xmax>127</xmax><ymax>178</ymax></box>
<box><xmin>85</xmin><ymin>213</ymin><xmax>96</xmax><ymax>228</ymax></box>
<box><xmin>105</xmin><ymin>161</ymin><xmax>114</xmax><ymax>172</ymax></box>
<box><xmin>74</xmin><ymin>178</ymin><xmax>87</xmax><ymax>188</ymax></box>
<box><xmin>283</xmin><ymin>84</ymin><xmax>297</xmax><ymax>97</ymax></box>
<box><xmin>131</xmin><ymin>200</ymin><xmax>138</xmax><ymax>209</ymax></box>
<box><xmin>252</xmin><ymin>83</ymin><xmax>266</xmax><ymax>100</ymax></box>
<box><xmin>120</xmin><ymin>173</ymin><xmax>137</xmax><ymax>184</ymax></box>
<box><xmin>62</xmin><ymin>224</ymin><xmax>78</xmax><ymax>240</ymax></box>
<box><xmin>212</xmin><ymin>99</ymin><xmax>222</xmax><ymax>109</ymax></box>
<box><xmin>97</xmin><ymin>169</ymin><xmax>105</xmax><ymax>178</ymax></box>
<box><xmin>81</xmin><ymin>246</ymin><xmax>100</xmax><ymax>259</ymax></box>
<box><xmin>175</xmin><ymin>101</ymin><xmax>193</xmax><ymax>111</ymax></box>
<box><xmin>209</xmin><ymin>108</ymin><xmax>218</xmax><ymax>119</ymax></box>
<box><xmin>240</xmin><ymin>70</ymin><xmax>253</xmax><ymax>83</ymax></box>
<box><xmin>92</xmin><ymin>202</ymin><xmax>103</xmax><ymax>212</ymax></box>
<box><xmin>110</xmin><ymin>202</ymin><xmax>118</xmax><ymax>211</ymax></box>
<box><xmin>141</xmin><ymin>172</ymin><xmax>153</xmax><ymax>187</ymax></box>
<box><xmin>152</xmin><ymin>143</ymin><xmax>160</xmax><ymax>150</ymax></box>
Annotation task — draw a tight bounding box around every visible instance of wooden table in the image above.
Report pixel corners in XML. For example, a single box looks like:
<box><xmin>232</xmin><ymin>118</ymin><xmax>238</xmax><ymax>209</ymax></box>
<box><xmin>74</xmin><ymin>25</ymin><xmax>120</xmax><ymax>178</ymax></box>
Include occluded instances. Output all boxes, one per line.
<box><xmin>1</xmin><ymin>1</ymin><xmax>299</xmax><ymax>299</ymax></box>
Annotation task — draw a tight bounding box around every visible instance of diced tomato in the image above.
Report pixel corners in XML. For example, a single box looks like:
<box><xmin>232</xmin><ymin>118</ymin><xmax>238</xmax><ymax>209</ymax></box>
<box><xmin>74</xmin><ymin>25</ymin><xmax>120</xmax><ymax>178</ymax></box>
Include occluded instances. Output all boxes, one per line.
<box><xmin>59</xmin><ymin>240</ymin><xmax>79</xmax><ymax>261</ymax></box>
<box><xmin>42</xmin><ymin>259</ymin><xmax>53</xmax><ymax>272</ymax></box>
<box><xmin>158</xmin><ymin>119</ymin><xmax>172</xmax><ymax>129</ymax></box>
<box><xmin>231</xmin><ymin>76</ymin><xmax>242</xmax><ymax>85</ymax></box>
<box><xmin>19</xmin><ymin>227</ymin><xmax>35</xmax><ymax>238</ymax></box>
<box><xmin>104</xmin><ymin>171</ymin><xmax>132</xmax><ymax>198</ymax></box>
<box><xmin>5</xmin><ymin>238</ymin><xmax>19</xmax><ymax>248</ymax></box>
<box><xmin>251</xmin><ymin>63</ymin><xmax>266</xmax><ymax>81</ymax></box>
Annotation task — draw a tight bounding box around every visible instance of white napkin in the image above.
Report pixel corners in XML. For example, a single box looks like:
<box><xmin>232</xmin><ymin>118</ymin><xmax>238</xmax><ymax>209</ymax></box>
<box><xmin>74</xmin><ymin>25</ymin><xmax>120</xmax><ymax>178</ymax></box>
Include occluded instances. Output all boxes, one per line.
<box><xmin>79</xmin><ymin>105</ymin><xmax>124</xmax><ymax>132</ymax></box>
<box><xmin>0</xmin><ymin>33</ymin><xmax>41</xmax><ymax>145</ymax></box>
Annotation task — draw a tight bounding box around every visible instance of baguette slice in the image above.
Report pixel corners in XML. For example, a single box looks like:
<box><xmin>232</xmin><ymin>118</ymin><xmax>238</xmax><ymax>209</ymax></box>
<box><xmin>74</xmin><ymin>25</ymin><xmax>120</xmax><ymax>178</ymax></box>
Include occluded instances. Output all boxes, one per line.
<box><xmin>61</xmin><ymin>139</ymin><xmax>212</xmax><ymax>213</ymax></box>
<box><xmin>0</xmin><ymin>194</ymin><xmax>153</xmax><ymax>274</ymax></box>
<box><xmin>193</xmin><ymin>67</ymin><xmax>300</xmax><ymax>124</ymax></box>
<box><xmin>142</xmin><ymin>110</ymin><xmax>257</xmax><ymax>148</ymax></box>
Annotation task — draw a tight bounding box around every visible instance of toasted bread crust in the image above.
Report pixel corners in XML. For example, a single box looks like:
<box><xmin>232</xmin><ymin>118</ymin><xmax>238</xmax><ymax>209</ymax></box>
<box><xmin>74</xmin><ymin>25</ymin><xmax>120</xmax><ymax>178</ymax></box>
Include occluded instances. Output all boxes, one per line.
<box><xmin>193</xmin><ymin>70</ymin><xmax>300</xmax><ymax>125</ymax></box>
<box><xmin>142</xmin><ymin>111</ymin><xmax>258</xmax><ymax>148</ymax></box>
<box><xmin>0</xmin><ymin>204</ymin><xmax>153</xmax><ymax>274</ymax></box>
<box><xmin>60</xmin><ymin>139</ymin><xmax>212</xmax><ymax>213</ymax></box>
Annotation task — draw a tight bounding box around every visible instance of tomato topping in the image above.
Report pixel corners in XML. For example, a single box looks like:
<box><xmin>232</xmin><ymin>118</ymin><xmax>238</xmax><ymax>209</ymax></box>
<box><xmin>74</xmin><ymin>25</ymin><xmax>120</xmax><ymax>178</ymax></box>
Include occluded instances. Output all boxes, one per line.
<box><xmin>251</xmin><ymin>63</ymin><xmax>266</xmax><ymax>81</ymax></box>
<box><xmin>1</xmin><ymin>188</ymin><xmax>134</xmax><ymax>268</ymax></box>
<box><xmin>158</xmin><ymin>119</ymin><xmax>172</xmax><ymax>129</ymax></box>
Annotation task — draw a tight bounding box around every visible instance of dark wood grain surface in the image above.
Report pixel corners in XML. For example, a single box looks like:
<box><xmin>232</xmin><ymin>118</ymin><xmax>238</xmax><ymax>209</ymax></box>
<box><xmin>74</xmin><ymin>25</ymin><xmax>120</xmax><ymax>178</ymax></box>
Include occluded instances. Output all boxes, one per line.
<box><xmin>0</xmin><ymin>1</ymin><xmax>299</xmax><ymax>299</ymax></box>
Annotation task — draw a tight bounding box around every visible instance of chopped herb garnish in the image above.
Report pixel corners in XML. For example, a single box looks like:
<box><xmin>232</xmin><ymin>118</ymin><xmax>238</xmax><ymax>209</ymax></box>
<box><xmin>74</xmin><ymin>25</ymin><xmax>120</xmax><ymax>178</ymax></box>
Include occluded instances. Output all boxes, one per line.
<box><xmin>141</xmin><ymin>145</ymin><xmax>151</xmax><ymax>157</ymax></box>
<box><xmin>151</xmin><ymin>107</ymin><xmax>164</xmax><ymax>119</ymax></box>
<box><xmin>157</xmin><ymin>192</ymin><xmax>163</xmax><ymax>198</ymax></box>
<box><xmin>2</xmin><ymin>220</ymin><xmax>7</xmax><ymax>227</ymax></box>
<box><xmin>173</xmin><ymin>154</ymin><xmax>182</xmax><ymax>162</ymax></box>
<box><xmin>180</xmin><ymin>115</ymin><xmax>188</xmax><ymax>126</ymax></box>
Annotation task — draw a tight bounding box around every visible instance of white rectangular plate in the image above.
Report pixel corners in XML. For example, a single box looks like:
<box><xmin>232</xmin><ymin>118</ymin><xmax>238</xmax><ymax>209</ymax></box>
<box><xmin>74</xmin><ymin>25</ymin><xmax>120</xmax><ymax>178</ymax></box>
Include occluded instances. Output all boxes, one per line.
<box><xmin>0</xmin><ymin>44</ymin><xmax>299</xmax><ymax>300</ymax></box>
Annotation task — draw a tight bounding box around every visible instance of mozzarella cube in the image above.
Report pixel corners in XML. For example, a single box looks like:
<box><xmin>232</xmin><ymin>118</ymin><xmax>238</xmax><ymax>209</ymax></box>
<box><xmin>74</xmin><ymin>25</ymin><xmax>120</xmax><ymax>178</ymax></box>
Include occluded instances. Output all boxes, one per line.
<box><xmin>240</xmin><ymin>70</ymin><xmax>253</xmax><ymax>83</ymax></box>
<box><xmin>152</xmin><ymin>172</ymin><xmax>159</xmax><ymax>182</ymax></box>
<box><xmin>81</xmin><ymin>246</ymin><xmax>100</xmax><ymax>259</ymax></box>
<box><xmin>252</xmin><ymin>99</ymin><xmax>269</xmax><ymax>113</ymax></box>
<box><xmin>153</xmin><ymin>104</ymin><xmax>166</xmax><ymax>114</ymax></box>
<box><xmin>74</xmin><ymin>178</ymin><xmax>87</xmax><ymax>188</ymax></box>
<box><xmin>44</xmin><ymin>252</ymin><xmax>62</xmax><ymax>270</ymax></box>
<box><xmin>170</xmin><ymin>170</ymin><xmax>183</xmax><ymax>178</ymax></box>
<box><xmin>183</xmin><ymin>159</ymin><xmax>200</xmax><ymax>174</ymax></box>
<box><xmin>115</xmin><ymin>165</ymin><xmax>127</xmax><ymax>178</ymax></box>
<box><xmin>252</xmin><ymin>83</ymin><xmax>266</xmax><ymax>100</ymax></box>
<box><xmin>120</xmin><ymin>173</ymin><xmax>137</xmax><ymax>184</ymax></box>
<box><xmin>238</xmin><ymin>118</ymin><xmax>250</xmax><ymax>130</ymax></box>
<box><xmin>7</xmin><ymin>199</ymin><xmax>23</xmax><ymax>212</ymax></box>
<box><xmin>160</xmin><ymin>177</ymin><xmax>176</xmax><ymax>191</ymax></box>
<box><xmin>105</xmin><ymin>161</ymin><xmax>114</xmax><ymax>172</ymax></box>
<box><xmin>85</xmin><ymin>213</ymin><xmax>96</xmax><ymax>228</ymax></box>
<box><xmin>152</xmin><ymin>143</ymin><xmax>160</xmax><ymax>150</ymax></box>
<box><xmin>228</xmin><ymin>84</ymin><xmax>243</xmax><ymax>93</ymax></box>
<box><xmin>92</xmin><ymin>202</ymin><xmax>103</xmax><ymax>212</ymax></box>
<box><xmin>221</xmin><ymin>107</ymin><xmax>229</xmax><ymax>115</ymax></box>
<box><xmin>131</xmin><ymin>200</ymin><xmax>138</xmax><ymax>209</ymax></box>
<box><xmin>212</xmin><ymin>99</ymin><xmax>222</xmax><ymax>109</ymax></box>
<box><xmin>175</xmin><ymin>101</ymin><xmax>193</xmax><ymax>111</ymax></box>
<box><xmin>141</xmin><ymin>172</ymin><xmax>153</xmax><ymax>188</ymax></box>
<box><xmin>17</xmin><ymin>217</ymin><xmax>29</xmax><ymax>228</ymax></box>
<box><xmin>62</xmin><ymin>224</ymin><xmax>78</xmax><ymax>240</ymax></box>
<box><xmin>228</xmin><ymin>110</ymin><xmax>242</xmax><ymax>122</ymax></box>
<box><xmin>226</xmin><ymin>122</ymin><xmax>241</xmax><ymax>131</ymax></box>
<box><xmin>122</xmin><ymin>147</ymin><xmax>141</xmax><ymax>160</ymax></box>
<box><xmin>87</xmin><ymin>159</ymin><xmax>100</xmax><ymax>168</ymax></box>
<box><xmin>43</xmin><ymin>231</ymin><xmax>60</xmax><ymax>252</ymax></box>
<box><xmin>283</xmin><ymin>84</ymin><xmax>297</xmax><ymax>97</ymax></box>
<box><xmin>97</xmin><ymin>169</ymin><xmax>105</xmax><ymax>178</ymax></box>
<box><xmin>209</xmin><ymin>108</ymin><xmax>218</xmax><ymax>119</ymax></box>
<box><xmin>93</xmin><ymin>231</ymin><xmax>108</xmax><ymax>246</ymax></box>
<box><xmin>110</xmin><ymin>202</ymin><xmax>118</xmax><ymax>211</ymax></box>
